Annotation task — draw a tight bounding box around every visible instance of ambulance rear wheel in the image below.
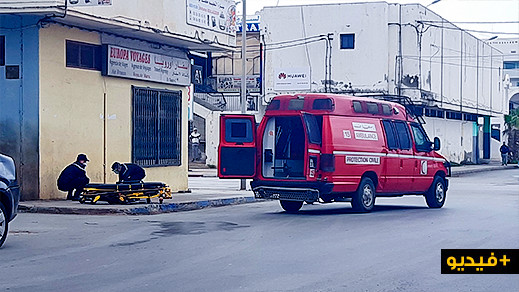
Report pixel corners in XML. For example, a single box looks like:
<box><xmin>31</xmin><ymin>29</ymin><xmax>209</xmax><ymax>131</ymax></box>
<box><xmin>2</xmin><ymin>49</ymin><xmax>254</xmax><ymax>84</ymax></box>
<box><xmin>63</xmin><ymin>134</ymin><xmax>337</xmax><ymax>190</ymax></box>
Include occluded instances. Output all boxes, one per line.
<box><xmin>425</xmin><ymin>176</ymin><xmax>446</xmax><ymax>208</ymax></box>
<box><xmin>280</xmin><ymin>200</ymin><xmax>303</xmax><ymax>213</ymax></box>
<box><xmin>352</xmin><ymin>177</ymin><xmax>375</xmax><ymax>212</ymax></box>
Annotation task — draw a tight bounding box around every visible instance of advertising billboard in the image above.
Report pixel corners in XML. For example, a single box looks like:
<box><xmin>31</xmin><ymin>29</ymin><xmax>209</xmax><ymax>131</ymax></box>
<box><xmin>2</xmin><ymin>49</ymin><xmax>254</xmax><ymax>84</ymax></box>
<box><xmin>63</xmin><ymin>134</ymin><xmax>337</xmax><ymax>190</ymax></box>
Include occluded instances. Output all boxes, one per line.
<box><xmin>186</xmin><ymin>0</ymin><xmax>237</xmax><ymax>35</ymax></box>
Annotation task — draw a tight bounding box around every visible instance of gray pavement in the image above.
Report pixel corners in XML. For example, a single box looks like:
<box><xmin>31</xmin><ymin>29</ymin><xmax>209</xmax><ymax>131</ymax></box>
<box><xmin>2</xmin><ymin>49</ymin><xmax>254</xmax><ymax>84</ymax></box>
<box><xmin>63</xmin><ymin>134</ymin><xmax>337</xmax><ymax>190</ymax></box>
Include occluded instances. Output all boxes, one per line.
<box><xmin>2</xmin><ymin>169</ymin><xmax>519</xmax><ymax>292</ymax></box>
<box><xmin>18</xmin><ymin>162</ymin><xmax>517</xmax><ymax>215</ymax></box>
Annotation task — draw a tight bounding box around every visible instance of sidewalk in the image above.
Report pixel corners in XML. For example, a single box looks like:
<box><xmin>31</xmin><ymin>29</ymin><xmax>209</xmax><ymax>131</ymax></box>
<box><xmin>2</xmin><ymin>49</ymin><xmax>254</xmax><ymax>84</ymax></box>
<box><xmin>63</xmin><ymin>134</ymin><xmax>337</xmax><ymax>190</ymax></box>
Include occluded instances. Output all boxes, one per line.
<box><xmin>19</xmin><ymin>163</ymin><xmax>517</xmax><ymax>216</ymax></box>
<box><xmin>450</xmin><ymin>161</ymin><xmax>517</xmax><ymax>176</ymax></box>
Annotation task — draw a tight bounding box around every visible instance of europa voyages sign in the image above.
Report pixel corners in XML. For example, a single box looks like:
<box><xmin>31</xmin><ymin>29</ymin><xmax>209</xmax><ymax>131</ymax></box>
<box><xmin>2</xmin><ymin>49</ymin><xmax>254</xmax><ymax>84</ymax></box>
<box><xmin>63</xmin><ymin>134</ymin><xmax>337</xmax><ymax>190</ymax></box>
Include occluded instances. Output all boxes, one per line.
<box><xmin>102</xmin><ymin>45</ymin><xmax>191</xmax><ymax>86</ymax></box>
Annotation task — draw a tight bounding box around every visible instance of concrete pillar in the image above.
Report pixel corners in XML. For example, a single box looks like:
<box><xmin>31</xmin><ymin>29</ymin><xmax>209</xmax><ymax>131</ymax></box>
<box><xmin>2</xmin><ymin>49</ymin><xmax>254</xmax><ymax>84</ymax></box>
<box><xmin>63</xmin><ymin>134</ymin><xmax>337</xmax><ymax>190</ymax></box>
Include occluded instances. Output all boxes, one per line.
<box><xmin>483</xmin><ymin>116</ymin><xmax>491</xmax><ymax>159</ymax></box>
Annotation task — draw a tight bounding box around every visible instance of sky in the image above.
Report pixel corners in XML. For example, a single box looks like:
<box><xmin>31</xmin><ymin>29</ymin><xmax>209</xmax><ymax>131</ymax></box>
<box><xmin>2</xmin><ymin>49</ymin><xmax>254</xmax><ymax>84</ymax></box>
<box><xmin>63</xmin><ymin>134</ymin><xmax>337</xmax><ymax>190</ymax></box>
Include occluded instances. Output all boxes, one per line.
<box><xmin>237</xmin><ymin>0</ymin><xmax>519</xmax><ymax>39</ymax></box>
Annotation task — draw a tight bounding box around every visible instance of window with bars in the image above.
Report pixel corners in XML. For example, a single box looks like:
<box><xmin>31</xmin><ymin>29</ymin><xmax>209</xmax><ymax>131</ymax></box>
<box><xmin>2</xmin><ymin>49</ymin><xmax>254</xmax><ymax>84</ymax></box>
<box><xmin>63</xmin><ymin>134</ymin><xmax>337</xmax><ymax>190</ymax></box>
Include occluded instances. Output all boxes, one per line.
<box><xmin>132</xmin><ymin>86</ymin><xmax>182</xmax><ymax>166</ymax></box>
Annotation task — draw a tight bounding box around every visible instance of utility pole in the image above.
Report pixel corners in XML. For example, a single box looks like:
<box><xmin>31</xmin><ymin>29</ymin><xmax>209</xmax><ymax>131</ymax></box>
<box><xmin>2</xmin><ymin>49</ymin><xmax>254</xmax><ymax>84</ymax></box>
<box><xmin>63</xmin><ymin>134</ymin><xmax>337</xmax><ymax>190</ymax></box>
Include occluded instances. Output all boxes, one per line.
<box><xmin>240</xmin><ymin>0</ymin><xmax>247</xmax><ymax>190</ymax></box>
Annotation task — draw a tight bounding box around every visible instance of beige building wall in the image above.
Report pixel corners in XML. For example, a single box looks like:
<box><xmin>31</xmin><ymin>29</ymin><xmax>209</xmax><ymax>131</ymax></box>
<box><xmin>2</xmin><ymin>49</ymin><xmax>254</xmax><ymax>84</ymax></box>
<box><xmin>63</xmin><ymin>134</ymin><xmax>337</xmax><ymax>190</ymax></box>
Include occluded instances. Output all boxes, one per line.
<box><xmin>39</xmin><ymin>24</ymin><xmax>188</xmax><ymax>199</ymax></box>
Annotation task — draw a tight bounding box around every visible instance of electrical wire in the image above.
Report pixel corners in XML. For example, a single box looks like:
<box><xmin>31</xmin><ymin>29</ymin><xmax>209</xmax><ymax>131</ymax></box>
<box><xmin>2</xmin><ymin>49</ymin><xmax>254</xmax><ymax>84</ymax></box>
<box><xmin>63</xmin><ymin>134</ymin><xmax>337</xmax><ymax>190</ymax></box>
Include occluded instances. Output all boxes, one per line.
<box><xmin>419</xmin><ymin>23</ymin><xmax>519</xmax><ymax>35</ymax></box>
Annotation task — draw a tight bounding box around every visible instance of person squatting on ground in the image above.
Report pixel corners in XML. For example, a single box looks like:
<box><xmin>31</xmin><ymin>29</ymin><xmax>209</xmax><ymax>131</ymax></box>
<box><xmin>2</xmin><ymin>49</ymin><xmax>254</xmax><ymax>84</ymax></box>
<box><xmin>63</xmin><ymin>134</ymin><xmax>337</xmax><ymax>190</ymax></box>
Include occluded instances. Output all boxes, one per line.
<box><xmin>57</xmin><ymin>154</ymin><xmax>90</xmax><ymax>200</ymax></box>
<box><xmin>499</xmin><ymin>142</ymin><xmax>510</xmax><ymax>166</ymax></box>
<box><xmin>190</xmin><ymin>128</ymin><xmax>201</xmax><ymax>162</ymax></box>
<box><xmin>111</xmin><ymin>162</ymin><xmax>146</xmax><ymax>183</ymax></box>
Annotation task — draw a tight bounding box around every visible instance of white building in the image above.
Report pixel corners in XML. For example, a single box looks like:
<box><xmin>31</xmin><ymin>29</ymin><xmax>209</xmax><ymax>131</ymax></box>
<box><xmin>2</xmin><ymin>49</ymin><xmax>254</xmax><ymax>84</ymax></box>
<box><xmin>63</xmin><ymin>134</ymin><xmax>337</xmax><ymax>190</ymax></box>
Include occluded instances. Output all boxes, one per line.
<box><xmin>488</xmin><ymin>38</ymin><xmax>519</xmax><ymax>110</ymax></box>
<box><xmin>260</xmin><ymin>2</ymin><xmax>506</xmax><ymax>164</ymax></box>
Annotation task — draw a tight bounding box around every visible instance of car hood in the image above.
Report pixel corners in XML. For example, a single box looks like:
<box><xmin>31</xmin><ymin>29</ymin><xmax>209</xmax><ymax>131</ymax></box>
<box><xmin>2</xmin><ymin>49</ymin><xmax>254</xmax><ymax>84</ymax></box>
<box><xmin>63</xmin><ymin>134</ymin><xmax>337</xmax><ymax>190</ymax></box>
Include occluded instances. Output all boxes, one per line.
<box><xmin>0</xmin><ymin>153</ymin><xmax>16</xmax><ymax>182</ymax></box>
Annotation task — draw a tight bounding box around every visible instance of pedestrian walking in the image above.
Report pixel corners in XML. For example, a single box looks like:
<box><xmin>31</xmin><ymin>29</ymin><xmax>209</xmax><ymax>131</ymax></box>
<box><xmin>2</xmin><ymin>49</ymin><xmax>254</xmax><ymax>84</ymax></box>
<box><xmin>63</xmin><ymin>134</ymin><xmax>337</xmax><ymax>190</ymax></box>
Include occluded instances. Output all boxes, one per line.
<box><xmin>190</xmin><ymin>128</ymin><xmax>201</xmax><ymax>162</ymax></box>
<box><xmin>111</xmin><ymin>162</ymin><xmax>146</xmax><ymax>183</ymax></box>
<box><xmin>57</xmin><ymin>154</ymin><xmax>90</xmax><ymax>200</ymax></box>
<box><xmin>499</xmin><ymin>142</ymin><xmax>510</xmax><ymax>166</ymax></box>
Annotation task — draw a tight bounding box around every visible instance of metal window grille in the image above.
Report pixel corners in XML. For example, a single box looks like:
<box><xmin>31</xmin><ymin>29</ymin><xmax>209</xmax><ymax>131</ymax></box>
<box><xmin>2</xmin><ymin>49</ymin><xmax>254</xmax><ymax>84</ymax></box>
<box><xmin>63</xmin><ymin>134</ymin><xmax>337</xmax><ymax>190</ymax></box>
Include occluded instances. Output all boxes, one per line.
<box><xmin>132</xmin><ymin>86</ymin><xmax>182</xmax><ymax>166</ymax></box>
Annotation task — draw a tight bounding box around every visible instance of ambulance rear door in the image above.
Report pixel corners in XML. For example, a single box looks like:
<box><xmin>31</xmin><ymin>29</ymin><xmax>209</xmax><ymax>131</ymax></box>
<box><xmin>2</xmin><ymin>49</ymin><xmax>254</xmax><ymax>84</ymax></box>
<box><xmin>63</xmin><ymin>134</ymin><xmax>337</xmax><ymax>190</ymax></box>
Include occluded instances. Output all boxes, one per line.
<box><xmin>218</xmin><ymin>115</ymin><xmax>257</xmax><ymax>178</ymax></box>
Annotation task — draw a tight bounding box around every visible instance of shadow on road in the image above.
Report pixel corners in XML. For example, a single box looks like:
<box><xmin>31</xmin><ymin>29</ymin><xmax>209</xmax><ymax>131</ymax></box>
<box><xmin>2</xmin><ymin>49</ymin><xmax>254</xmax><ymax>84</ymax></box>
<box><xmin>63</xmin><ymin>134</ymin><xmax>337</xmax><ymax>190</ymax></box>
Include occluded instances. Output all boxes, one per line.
<box><xmin>264</xmin><ymin>204</ymin><xmax>430</xmax><ymax>216</ymax></box>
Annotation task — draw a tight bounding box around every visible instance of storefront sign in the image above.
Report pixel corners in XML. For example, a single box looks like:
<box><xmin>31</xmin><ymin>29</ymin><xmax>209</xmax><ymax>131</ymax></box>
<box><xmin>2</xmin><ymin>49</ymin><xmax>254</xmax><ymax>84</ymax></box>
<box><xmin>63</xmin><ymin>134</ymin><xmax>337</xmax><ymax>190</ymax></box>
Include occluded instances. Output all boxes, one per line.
<box><xmin>103</xmin><ymin>45</ymin><xmax>190</xmax><ymax>86</ymax></box>
<box><xmin>186</xmin><ymin>0</ymin><xmax>236</xmax><ymax>35</ymax></box>
<box><xmin>237</xmin><ymin>15</ymin><xmax>261</xmax><ymax>32</ymax></box>
<box><xmin>68</xmin><ymin>0</ymin><xmax>112</xmax><ymax>7</ymax></box>
<box><xmin>216</xmin><ymin>75</ymin><xmax>260</xmax><ymax>93</ymax></box>
<box><xmin>274</xmin><ymin>68</ymin><xmax>311</xmax><ymax>91</ymax></box>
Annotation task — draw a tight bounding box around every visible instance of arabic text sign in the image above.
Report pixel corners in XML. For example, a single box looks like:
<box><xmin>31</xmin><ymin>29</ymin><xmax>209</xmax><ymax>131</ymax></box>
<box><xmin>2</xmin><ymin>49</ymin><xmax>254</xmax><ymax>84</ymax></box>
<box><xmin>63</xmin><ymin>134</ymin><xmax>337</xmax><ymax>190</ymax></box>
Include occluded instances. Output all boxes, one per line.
<box><xmin>352</xmin><ymin>122</ymin><xmax>376</xmax><ymax>132</ymax></box>
<box><xmin>441</xmin><ymin>249</ymin><xmax>519</xmax><ymax>274</ymax></box>
<box><xmin>274</xmin><ymin>68</ymin><xmax>311</xmax><ymax>91</ymax></box>
<box><xmin>104</xmin><ymin>45</ymin><xmax>190</xmax><ymax>86</ymax></box>
<box><xmin>68</xmin><ymin>0</ymin><xmax>112</xmax><ymax>6</ymax></box>
<box><xmin>216</xmin><ymin>75</ymin><xmax>260</xmax><ymax>93</ymax></box>
<box><xmin>187</xmin><ymin>0</ymin><xmax>236</xmax><ymax>35</ymax></box>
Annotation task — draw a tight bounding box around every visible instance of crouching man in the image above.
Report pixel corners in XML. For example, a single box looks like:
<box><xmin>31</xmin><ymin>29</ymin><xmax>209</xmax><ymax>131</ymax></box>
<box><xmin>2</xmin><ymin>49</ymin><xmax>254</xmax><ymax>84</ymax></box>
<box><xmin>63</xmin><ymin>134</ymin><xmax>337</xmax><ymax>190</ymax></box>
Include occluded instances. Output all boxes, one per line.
<box><xmin>111</xmin><ymin>162</ymin><xmax>146</xmax><ymax>183</ymax></box>
<box><xmin>57</xmin><ymin>154</ymin><xmax>90</xmax><ymax>200</ymax></box>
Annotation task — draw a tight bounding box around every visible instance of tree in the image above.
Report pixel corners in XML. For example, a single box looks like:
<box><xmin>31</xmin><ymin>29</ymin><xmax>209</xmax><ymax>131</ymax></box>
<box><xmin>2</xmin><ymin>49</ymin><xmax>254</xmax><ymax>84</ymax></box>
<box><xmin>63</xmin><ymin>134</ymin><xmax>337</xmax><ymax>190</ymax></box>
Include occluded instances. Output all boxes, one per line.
<box><xmin>504</xmin><ymin>108</ymin><xmax>519</xmax><ymax>162</ymax></box>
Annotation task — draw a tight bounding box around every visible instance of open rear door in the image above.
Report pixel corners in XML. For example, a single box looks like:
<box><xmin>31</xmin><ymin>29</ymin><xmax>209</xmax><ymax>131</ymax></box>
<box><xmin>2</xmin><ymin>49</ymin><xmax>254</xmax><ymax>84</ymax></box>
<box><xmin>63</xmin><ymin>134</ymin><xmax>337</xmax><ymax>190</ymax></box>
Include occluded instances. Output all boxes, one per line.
<box><xmin>218</xmin><ymin>114</ymin><xmax>257</xmax><ymax>178</ymax></box>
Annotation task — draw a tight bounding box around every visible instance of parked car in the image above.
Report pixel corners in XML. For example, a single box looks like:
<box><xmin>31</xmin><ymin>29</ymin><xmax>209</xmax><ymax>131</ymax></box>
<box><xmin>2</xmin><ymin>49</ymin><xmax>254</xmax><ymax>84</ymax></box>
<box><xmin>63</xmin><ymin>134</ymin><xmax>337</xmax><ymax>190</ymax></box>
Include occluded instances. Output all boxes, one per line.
<box><xmin>0</xmin><ymin>153</ymin><xmax>20</xmax><ymax>247</ymax></box>
<box><xmin>218</xmin><ymin>94</ymin><xmax>450</xmax><ymax>213</ymax></box>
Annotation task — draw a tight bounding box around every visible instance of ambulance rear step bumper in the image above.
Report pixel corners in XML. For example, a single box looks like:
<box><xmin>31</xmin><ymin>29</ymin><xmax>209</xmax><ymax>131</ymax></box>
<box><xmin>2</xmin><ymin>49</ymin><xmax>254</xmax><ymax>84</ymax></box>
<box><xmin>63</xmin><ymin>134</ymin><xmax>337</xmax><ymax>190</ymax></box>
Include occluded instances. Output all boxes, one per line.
<box><xmin>253</xmin><ymin>186</ymin><xmax>320</xmax><ymax>202</ymax></box>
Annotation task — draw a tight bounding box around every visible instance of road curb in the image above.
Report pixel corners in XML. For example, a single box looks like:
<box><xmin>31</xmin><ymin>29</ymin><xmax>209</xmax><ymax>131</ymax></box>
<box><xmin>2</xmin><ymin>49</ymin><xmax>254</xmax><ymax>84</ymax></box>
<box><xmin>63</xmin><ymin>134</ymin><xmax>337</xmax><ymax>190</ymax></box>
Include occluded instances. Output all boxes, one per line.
<box><xmin>18</xmin><ymin>196</ymin><xmax>258</xmax><ymax>216</ymax></box>
<box><xmin>451</xmin><ymin>165</ymin><xmax>516</xmax><ymax>177</ymax></box>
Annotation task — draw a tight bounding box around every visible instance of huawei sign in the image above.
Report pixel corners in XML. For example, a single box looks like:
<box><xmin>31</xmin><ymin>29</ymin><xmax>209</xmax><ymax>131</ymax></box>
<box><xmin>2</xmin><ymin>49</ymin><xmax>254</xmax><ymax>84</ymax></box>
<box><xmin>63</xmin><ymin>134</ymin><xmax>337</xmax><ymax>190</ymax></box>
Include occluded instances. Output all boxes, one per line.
<box><xmin>274</xmin><ymin>67</ymin><xmax>311</xmax><ymax>91</ymax></box>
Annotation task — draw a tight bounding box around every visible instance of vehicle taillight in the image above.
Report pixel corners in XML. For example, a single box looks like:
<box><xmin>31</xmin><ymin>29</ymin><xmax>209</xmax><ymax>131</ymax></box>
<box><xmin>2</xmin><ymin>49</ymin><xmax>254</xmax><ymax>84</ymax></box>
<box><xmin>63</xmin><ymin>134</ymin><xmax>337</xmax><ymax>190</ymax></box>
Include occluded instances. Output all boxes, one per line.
<box><xmin>320</xmin><ymin>154</ymin><xmax>335</xmax><ymax>172</ymax></box>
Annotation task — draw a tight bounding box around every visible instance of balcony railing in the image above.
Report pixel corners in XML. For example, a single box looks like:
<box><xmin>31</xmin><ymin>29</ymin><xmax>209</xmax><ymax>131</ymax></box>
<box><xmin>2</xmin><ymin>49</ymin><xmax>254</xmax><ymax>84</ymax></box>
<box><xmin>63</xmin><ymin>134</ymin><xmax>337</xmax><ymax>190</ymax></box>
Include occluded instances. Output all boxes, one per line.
<box><xmin>194</xmin><ymin>93</ymin><xmax>258</xmax><ymax>112</ymax></box>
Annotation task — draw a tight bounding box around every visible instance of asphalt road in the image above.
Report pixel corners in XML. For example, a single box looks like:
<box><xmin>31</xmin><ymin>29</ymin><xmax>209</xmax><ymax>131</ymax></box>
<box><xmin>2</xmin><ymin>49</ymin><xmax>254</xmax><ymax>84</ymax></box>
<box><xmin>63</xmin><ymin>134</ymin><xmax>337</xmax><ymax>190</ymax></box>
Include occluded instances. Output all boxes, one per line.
<box><xmin>1</xmin><ymin>169</ymin><xmax>518</xmax><ymax>292</ymax></box>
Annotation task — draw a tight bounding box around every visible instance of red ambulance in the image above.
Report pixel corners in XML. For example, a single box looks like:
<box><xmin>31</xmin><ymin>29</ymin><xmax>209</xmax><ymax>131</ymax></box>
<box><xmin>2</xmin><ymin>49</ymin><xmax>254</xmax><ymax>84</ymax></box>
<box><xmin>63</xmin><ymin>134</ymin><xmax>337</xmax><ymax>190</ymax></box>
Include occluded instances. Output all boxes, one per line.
<box><xmin>218</xmin><ymin>94</ymin><xmax>450</xmax><ymax>213</ymax></box>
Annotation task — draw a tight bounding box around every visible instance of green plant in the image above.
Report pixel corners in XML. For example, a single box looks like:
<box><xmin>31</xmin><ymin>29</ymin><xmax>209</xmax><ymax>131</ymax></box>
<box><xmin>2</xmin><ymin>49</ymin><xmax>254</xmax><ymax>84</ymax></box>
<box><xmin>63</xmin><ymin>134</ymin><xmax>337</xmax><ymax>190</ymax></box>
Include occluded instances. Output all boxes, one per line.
<box><xmin>504</xmin><ymin>108</ymin><xmax>519</xmax><ymax>134</ymax></box>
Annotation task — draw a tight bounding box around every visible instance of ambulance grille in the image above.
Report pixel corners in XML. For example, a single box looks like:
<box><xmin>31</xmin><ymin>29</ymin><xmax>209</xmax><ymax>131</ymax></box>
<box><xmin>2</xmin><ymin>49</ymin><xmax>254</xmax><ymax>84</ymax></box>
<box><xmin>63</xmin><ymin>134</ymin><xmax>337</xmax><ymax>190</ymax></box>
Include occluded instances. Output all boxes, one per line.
<box><xmin>254</xmin><ymin>188</ymin><xmax>320</xmax><ymax>202</ymax></box>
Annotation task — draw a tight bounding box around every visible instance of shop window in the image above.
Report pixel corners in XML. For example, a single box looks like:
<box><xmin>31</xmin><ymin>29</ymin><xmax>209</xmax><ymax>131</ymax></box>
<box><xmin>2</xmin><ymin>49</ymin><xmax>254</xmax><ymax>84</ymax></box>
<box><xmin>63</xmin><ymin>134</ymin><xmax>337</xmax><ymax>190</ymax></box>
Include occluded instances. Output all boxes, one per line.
<box><xmin>66</xmin><ymin>40</ymin><xmax>101</xmax><ymax>71</ymax></box>
<box><xmin>132</xmin><ymin>87</ymin><xmax>182</xmax><ymax>166</ymax></box>
<box><xmin>340</xmin><ymin>34</ymin><xmax>355</xmax><ymax>49</ymax></box>
<box><xmin>0</xmin><ymin>36</ymin><xmax>5</xmax><ymax>66</ymax></box>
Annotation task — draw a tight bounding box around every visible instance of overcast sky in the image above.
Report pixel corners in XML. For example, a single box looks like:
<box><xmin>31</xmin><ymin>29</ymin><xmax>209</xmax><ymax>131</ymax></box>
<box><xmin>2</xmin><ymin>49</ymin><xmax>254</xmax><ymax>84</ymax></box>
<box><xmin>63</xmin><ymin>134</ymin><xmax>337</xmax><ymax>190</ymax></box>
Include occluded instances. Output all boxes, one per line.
<box><xmin>237</xmin><ymin>0</ymin><xmax>519</xmax><ymax>39</ymax></box>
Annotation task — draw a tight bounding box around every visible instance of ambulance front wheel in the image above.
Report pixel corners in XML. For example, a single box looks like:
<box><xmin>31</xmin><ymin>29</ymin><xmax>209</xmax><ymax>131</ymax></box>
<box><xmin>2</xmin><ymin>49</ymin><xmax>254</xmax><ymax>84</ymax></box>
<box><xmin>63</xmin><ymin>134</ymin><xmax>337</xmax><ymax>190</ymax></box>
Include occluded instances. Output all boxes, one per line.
<box><xmin>352</xmin><ymin>177</ymin><xmax>376</xmax><ymax>212</ymax></box>
<box><xmin>425</xmin><ymin>176</ymin><xmax>446</xmax><ymax>208</ymax></box>
<box><xmin>280</xmin><ymin>200</ymin><xmax>303</xmax><ymax>213</ymax></box>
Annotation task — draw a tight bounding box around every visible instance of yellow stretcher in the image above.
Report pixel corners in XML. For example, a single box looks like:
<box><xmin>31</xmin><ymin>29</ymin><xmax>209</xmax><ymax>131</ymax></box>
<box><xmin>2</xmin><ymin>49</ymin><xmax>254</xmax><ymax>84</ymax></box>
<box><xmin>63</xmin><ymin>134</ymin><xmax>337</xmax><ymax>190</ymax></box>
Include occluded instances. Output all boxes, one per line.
<box><xmin>80</xmin><ymin>182</ymin><xmax>172</xmax><ymax>204</ymax></box>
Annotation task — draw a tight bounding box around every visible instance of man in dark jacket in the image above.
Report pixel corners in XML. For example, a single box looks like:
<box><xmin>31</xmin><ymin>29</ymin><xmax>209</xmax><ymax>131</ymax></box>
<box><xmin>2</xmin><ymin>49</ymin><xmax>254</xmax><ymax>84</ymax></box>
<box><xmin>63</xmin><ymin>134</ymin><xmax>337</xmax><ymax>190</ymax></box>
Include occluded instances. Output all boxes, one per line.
<box><xmin>57</xmin><ymin>154</ymin><xmax>90</xmax><ymax>200</ymax></box>
<box><xmin>500</xmin><ymin>142</ymin><xmax>510</xmax><ymax>166</ymax></box>
<box><xmin>111</xmin><ymin>162</ymin><xmax>146</xmax><ymax>183</ymax></box>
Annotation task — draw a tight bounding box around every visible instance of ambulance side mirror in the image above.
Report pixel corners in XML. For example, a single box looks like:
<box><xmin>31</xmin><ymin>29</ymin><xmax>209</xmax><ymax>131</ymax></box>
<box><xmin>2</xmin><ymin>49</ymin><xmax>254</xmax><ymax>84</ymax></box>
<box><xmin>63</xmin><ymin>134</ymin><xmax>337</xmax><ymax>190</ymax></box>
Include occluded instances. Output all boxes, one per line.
<box><xmin>432</xmin><ymin>137</ymin><xmax>441</xmax><ymax>151</ymax></box>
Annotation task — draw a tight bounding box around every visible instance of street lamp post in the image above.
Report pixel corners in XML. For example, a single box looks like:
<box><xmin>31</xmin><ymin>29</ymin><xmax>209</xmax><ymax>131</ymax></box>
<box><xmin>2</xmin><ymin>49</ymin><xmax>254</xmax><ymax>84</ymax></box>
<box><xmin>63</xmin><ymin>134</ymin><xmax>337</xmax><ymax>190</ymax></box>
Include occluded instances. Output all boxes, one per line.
<box><xmin>240</xmin><ymin>0</ymin><xmax>247</xmax><ymax>190</ymax></box>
